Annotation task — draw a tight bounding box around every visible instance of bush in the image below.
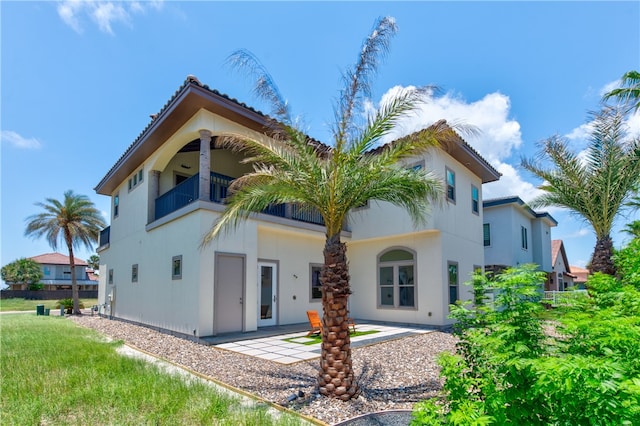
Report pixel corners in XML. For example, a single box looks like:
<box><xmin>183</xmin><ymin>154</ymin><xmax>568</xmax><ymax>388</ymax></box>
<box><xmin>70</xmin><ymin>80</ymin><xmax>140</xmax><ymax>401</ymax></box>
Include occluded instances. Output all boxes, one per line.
<box><xmin>56</xmin><ymin>298</ymin><xmax>84</xmax><ymax>310</ymax></box>
<box><xmin>27</xmin><ymin>282</ymin><xmax>44</xmax><ymax>291</ymax></box>
<box><xmin>412</xmin><ymin>263</ymin><xmax>640</xmax><ymax>425</ymax></box>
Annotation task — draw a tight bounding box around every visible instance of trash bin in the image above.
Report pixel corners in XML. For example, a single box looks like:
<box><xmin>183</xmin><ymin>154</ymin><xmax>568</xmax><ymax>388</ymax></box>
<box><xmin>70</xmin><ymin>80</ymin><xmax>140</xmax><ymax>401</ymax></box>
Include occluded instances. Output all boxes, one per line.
<box><xmin>36</xmin><ymin>304</ymin><xmax>44</xmax><ymax>316</ymax></box>
<box><xmin>44</xmin><ymin>308</ymin><xmax>50</xmax><ymax>316</ymax></box>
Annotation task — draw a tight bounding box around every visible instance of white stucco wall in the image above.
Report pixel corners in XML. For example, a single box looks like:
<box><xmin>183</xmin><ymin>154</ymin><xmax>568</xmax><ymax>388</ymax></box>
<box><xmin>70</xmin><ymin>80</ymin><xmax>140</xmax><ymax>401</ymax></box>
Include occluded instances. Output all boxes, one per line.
<box><xmin>256</xmin><ymin>225</ymin><xmax>326</xmax><ymax>325</ymax></box>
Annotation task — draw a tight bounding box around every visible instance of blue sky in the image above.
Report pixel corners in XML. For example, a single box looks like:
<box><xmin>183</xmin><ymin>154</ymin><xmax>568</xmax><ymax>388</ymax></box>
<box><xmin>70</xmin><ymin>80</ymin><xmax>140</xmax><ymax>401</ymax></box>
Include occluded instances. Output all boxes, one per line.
<box><xmin>2</xmin><ymin>1</ymin><xmax>639</xmax><ymax>276</ymax></box>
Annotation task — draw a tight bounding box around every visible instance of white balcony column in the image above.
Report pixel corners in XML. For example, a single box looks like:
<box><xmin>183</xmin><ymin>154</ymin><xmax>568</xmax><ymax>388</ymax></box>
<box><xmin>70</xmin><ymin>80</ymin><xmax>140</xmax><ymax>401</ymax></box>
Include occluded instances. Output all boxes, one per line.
<box><xmin>199</xmin><ymin>129</ymin><xmax>212</xmax><ymax>201</ymax></box>
<box><xmin>147</xmin><ymin>170</ymin><xmax>160</xmax><ymax>223</ymax></box>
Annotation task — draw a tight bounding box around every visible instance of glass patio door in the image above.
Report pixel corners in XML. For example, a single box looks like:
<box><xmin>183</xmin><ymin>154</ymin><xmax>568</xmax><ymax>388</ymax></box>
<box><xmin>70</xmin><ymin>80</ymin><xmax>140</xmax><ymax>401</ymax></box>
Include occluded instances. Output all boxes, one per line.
<box><xmin>257</xmin><ymin>262</ymin><xmax>277</xmax><ymax>327</ymax></box>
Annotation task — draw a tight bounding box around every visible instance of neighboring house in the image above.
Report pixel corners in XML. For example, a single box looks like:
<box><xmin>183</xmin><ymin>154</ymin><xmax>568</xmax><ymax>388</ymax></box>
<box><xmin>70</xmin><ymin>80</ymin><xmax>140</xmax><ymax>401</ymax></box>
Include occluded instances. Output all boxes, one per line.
<box><xmin>14</xmin><ymin>253</ymin><xmax>98</xmax><ymax>291</ymax></box>
<box><xmin>569</xmin><ymin>265</ymin><xmax>590</xmax><ymax>289</ymax></box>
<box><xmin>483</xmin><ymin>196</ymin><xmax>557</xmax><ymax>275</ymax></box>
<box><xmin>549</xmin><ymin>240</ymin><xmax>577</xmax><ymax>291</ymax></box>
<box><xmin>94</xmin><ymin>76</ymin><xmax>500</xmax><ymax>338</ymax></box>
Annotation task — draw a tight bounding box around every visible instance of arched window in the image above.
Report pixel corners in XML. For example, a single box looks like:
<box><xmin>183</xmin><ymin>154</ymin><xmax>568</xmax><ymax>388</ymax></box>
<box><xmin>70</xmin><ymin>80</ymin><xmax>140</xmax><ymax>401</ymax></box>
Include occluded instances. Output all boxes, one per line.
<box><xmin>378</xmin><ymin>248</ymin><xmax>416</xmax><ymax>308</ymax></box>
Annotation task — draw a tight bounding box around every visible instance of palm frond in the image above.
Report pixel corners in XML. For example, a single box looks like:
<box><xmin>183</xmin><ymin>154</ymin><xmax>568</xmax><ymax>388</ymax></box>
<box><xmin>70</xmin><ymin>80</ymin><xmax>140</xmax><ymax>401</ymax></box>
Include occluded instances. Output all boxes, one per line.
<box><xmin>226</xmin><ymin>49</ymin><xmax>292</xmax><ymax>125</ymax></box>
<box><xmin>603</xmin><ymin>70</ymin><xmax>640</xmax><ymax>113</ymax></box>
<box><xmin>333</xmin><ymin>16</ymin><xmax>397</xmax><ymax>150</ymax></box>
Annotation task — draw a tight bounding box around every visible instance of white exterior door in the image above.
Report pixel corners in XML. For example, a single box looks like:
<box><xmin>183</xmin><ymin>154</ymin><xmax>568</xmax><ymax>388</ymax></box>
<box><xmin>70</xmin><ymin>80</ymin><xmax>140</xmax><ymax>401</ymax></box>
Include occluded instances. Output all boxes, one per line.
<box><xmin>257</xmin><ymin>262</ymin><xmax>277</xmax><ymax>327</ymax></box>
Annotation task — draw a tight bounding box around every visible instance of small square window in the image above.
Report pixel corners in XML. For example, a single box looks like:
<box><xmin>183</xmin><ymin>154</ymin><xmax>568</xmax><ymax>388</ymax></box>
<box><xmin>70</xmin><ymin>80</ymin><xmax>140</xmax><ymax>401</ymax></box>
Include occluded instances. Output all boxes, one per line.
<box><xmin>131</xmin><ymin>264</ymin><xmax>138</xmax><ymax>283</ymax></box>
<box><xmin>108</xmin><ymin>269</ymin><xmax>114</xmax><ymax>285</ymax></box>
<box><xmin>172</xmin><ymin>256</ymin><xmax>182</xmax><ymax>280</ymax></box>
<box><xmin>310</xmin><ymin>264</ymin><xmax>322</xmax><ymax>301</ymax></box>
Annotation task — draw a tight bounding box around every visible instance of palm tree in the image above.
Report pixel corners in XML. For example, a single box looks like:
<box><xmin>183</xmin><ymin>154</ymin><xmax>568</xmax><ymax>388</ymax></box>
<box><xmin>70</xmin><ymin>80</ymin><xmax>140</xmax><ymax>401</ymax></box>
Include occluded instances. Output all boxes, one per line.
<box><xmin>25</xmin><ymin>190</ymin><xmax>106</xmax><ymax>314</ymax></box>
<box><xmin>522</xmin><ymin>107</ymin><xmax>640</xmax><ymax>275</ymax></box>
<box><xmin>87</xmin><ymin>254</ymin><xmax>100</xmax><ymax>271</ymax></box>
<box><xmin>203</xmin><ymin>17</ymin><xmax>455</xmax><ymax>400</ymax></box>
<box><xmin>623</xmin><ymin>220</ymin><xmax>640</xmax><ymax>239</ymax></box>
<box><xmin>603</xmin><ymin>70</ymin><xmax>640</xmax><ymax>113</ymax></box>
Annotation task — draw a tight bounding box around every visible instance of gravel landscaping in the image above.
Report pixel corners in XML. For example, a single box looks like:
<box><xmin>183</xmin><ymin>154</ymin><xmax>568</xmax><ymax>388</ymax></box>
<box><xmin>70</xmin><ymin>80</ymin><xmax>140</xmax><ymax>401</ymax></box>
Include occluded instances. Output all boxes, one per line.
<box><xmin>70</xmin><ymin>316</ymin><xmax>457</xmax><ymax>425</ymax></box>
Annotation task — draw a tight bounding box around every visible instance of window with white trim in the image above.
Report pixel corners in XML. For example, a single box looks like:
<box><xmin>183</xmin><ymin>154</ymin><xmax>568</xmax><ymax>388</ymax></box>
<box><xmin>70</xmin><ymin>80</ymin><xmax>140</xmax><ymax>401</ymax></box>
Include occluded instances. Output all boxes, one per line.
<box><xmin>172</xmin><ymin>255</ymin><xmax>182</xmax><ymax>280</ymax></box>
<box><xmin>378</xmin><ymin>249</ymin><xmax>416</xmax><ymax>308</ymax></box>
<box><xmin>483</xmin><ymin>223</ymin><xmax>491</xmax><ymax>247</ymax></box>
<box><xmin>448</xmin><ymin>261</ymin><xmax>459</xmax><ymax>305</ymax></box>
<box><xmin>113</xmin><ymin>193</ymin><xmax>119</xmax><ymax>218</ymax></box>
<box><xmin>446</xmin><ymin>167</ymin><xmax>456</xmax><ymax>203</ymax></box>
<box><xmin>128</xmin><ymin>168</ymin><xmax>144</xmax><ymax>192</ymax></box>
<box><xmin>521</xmin><ymin>226</ymin><xmax>528</xmax><ymax>250</ymax></box>
<box><xmin>471</xmin><ymin>185</ymin><xmax>479</xmax><ymax>214</ymax></box>
<box><xmin>310</xmin><ymin>264</ymin><xmax>322</xmax><ymax>301</ymax></box>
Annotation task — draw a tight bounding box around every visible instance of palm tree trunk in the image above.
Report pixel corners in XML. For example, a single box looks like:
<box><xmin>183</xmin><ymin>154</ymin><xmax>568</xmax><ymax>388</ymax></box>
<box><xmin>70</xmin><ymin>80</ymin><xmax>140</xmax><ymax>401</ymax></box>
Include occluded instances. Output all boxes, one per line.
<box><xmin>318</xmin><ymin>234</ymin><xmax>359</xmax><ymax>400</ymax></box>
<box><xmin>65</xmin><ymin>231</ymin><xmax>81</xmax><ymax>315</ymax></box>
<box><xmin>591</xmin><ymin>235</ymin><xmax>616</xmax><ymax>276</ymax></box>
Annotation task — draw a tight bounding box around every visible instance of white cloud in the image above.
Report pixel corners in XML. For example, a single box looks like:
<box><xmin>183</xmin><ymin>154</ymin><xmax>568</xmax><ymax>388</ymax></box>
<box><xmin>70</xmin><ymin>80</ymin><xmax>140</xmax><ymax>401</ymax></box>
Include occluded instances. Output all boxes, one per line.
<box><xmin>0</xmin><ymin>131</ymin><xmax>42</xmax><ymax>149</ymax></box>
<box><xmin>600</xmin><ymin>79</ymin><xmax>620</xmax><ymax>98</ymax></box>
<box><xmin>482</xmin><ymin>163</ymin><xmax>543</xmax><ymax>202</ymax></box>
<box><xmin>626</xmin><ymin>111</ymin><xmax>640</xmax><ymax>137</ymax></box>
<box><xmin>56</xmin><ymin>0</ymin><xmax>163</xmax><ymax>34</ymax></box>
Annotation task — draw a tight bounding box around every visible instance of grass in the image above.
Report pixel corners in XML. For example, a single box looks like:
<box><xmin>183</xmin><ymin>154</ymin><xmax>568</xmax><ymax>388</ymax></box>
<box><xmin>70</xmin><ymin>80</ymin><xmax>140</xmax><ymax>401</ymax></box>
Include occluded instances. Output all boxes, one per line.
<box><xmin>1</xmin><ymin>314</ymin><xmax>307</xmax><ymax>425</ymax></box>
<box><xmin>0</xmin><ymin>298</ymin><xmax>98</xmax><ymax>312</ymax></box>
<box><xmin>284</xmin><ymin>330</ymin><xmax>380</xmax><ymax>346</ymax></box>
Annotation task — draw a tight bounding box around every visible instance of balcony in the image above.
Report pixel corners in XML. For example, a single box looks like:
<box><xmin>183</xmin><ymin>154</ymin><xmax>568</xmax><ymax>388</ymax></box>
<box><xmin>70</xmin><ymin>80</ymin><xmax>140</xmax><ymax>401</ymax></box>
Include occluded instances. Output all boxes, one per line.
<box><xmin>154</xmin><ymin>172</ymin><xmax>325</xmax><ymax>226</ymax></box>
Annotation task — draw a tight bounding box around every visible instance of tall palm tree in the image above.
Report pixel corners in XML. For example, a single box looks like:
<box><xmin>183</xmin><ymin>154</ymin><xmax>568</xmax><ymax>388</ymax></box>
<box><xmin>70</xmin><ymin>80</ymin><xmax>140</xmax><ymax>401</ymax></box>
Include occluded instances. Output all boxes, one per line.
<box><xmin>25</xmin><ymin>190</ymin><xmax>106</xmax><ymax>314</ymax></box>
<box><xmin>522</xmin><ymin>107</ymin><xmax>640</xmax><ymax>275</ymax></box>
<box><xmin>203</xmin><ymin>17</ymin><xmax>455</xmax><ymax>400</ymax></box>
<box><xmin>623</xmin><ymin>220</ymin><xmax>640</xmax><ymax>239</ymax></box>
<box><xmin>603</xmin><ymin>70</ymin><xmax>640</xmax><ymax>113</ymax></box>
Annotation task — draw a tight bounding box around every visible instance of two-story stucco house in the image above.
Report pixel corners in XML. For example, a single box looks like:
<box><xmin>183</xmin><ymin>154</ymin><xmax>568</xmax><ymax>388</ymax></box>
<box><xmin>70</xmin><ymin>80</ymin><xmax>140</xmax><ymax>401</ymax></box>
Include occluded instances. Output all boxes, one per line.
<box><xmin>483</xmin><ymin>196</ymin><xmax>557</xmax><ymax>275</ymax></box>
<box><xmin>16</xmin><ymin>253</ymin><xmax>97</xmax><ymax>291</ymax></box>
<box><xmin>95</xmin><ymin>76</ymin><xmax>500</xmax><ymax>338</ymax></box>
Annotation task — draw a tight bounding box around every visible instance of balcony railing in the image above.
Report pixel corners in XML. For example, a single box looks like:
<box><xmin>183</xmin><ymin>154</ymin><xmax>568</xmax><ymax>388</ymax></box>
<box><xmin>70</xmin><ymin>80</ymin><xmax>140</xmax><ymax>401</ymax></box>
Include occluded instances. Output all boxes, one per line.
<box><xmin>153</xmin><ymin>172</ymin><xmax>326</xmax><ymax>227</ymax></box>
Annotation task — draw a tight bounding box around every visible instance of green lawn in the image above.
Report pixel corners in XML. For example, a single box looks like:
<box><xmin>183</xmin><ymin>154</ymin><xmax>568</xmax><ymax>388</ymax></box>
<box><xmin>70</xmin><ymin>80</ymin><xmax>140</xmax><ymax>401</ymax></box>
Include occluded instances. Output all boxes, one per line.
<box><xmin>0</xmin><ymin>298</ymin><xmax>98</xmax><ymax>312</ymax></box>
<box><xmin>1</xmin><ymin>314</ymin><xmax>307</xmax><ymax>425</ymax></box>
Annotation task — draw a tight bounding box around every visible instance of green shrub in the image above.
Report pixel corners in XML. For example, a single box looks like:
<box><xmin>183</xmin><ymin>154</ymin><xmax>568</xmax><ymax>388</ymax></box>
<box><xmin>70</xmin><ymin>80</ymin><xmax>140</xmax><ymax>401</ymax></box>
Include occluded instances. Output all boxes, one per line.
<box><xmin>56</xmin><ymin>298</ymin><xmax>84</xmax><ymax>310</ymax></box>
<box><xmin>27</xmin><ymin>282</ymin><xmax>43</xmax><ymax>291</ymax></box>
<box><xmin>412</xmin><ymin>263</ymin><xmax>640</xmax><ymax>425</ymax></box>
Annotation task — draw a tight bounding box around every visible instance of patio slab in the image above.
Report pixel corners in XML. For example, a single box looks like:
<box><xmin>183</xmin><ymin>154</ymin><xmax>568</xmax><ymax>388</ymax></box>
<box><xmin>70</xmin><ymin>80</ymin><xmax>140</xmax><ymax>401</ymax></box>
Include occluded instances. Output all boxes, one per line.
<box><xmin>209</xmin><ymin>320</ymin><xmax>438</xmax><ymax>365</ymax></box>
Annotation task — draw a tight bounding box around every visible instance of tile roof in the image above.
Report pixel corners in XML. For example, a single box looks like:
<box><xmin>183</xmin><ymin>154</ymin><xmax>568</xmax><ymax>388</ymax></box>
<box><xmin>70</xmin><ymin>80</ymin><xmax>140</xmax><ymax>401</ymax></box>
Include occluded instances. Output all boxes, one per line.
<box><xmin>29</xmin><ymin>252</ymin><xmax>88</xmax><ymax>266</ymax></box>
<box><xmin>96</xmin><ymin>76</ymin><xmax>500</xmax><ymax>193</ymax></box>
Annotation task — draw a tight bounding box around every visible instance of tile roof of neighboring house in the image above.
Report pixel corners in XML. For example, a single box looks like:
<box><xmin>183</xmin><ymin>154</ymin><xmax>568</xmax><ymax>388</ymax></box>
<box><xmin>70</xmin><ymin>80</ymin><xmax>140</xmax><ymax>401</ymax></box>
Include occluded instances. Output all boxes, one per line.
<box><xmin>96</xmin><ymin>76</ymin><xmax>500</xmax><ymax>195</ymax></box>
<box><xmin>570</xmin><ymin>265</ymin><xmax>590</xmax><ymax>282</ymax></box>
<box><xmin>551</xmin><ymin>240</ymin><xmax>577</xmax><ymax>278</ymax></box>
<box><xmin>29</xmin><ymin>253</ymin><xmax>88</xmax><ymax>266</ymax></box>
<box><xmin>86</xmin><ymin>269</ymin><xmax>99</xmax><ymax>281</ymax></box>
<box><xmin>483</xmin><ymin>196</ymin><xmax>558</xmax><ymax>226</ymax></box>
